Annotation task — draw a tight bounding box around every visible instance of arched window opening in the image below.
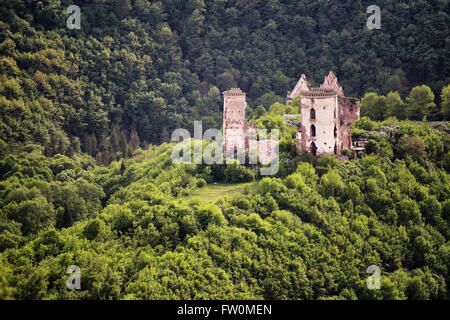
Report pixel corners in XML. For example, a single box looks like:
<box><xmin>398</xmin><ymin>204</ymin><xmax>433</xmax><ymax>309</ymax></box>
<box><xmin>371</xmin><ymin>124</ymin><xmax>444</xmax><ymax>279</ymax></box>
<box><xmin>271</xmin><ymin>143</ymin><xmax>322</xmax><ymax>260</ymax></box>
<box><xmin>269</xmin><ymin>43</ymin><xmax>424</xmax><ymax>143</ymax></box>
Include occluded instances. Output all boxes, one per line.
<box><xmin>310</xmin><ymin>108</ymin><xmax>316</xmax><ymax>120</ymax></box>
<box><xmin>334</xmin><ymin>125</ymin><xmax>337</xmax><ymax>137</ymax></box>
<box><xmin>334</xmin><ymin>143</ymin><xmax>337</xmax><ymax>155</ymax></box>
<box><xmin>311</xmin><ymin>124</ymin><xmax>316</xmax><ymax>137</ymax></box>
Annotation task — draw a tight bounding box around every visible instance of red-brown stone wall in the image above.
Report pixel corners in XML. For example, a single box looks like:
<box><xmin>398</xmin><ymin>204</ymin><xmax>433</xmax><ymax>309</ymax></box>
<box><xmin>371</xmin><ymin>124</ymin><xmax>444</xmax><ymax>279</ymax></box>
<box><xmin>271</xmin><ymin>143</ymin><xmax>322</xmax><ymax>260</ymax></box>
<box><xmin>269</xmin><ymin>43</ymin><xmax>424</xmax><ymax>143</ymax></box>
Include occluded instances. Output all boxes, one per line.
<box><xmin>337</xmin><ymin>97</ymin><xmax>360</xmax><ymax>151</ymax></box>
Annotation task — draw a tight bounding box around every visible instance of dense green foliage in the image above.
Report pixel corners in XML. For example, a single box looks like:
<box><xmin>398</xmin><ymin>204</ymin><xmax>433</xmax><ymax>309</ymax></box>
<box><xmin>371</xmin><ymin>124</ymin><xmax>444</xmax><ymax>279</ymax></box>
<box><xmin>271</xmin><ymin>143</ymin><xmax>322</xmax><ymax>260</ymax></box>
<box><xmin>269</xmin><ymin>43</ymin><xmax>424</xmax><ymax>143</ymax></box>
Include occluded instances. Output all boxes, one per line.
<box><xmin>0</xmin><ymin>1</ymin><xmax>449</xmax><ymax>301</ymax></box>
<box><xmin>0</xmin><ymin>116</ymin><xmax>449</xmax><ymax>299</ymax></box>
<box><xmin>360</xmin><ymin>85</ymin><xmax>445</xmax><ymax>121</ymax></box>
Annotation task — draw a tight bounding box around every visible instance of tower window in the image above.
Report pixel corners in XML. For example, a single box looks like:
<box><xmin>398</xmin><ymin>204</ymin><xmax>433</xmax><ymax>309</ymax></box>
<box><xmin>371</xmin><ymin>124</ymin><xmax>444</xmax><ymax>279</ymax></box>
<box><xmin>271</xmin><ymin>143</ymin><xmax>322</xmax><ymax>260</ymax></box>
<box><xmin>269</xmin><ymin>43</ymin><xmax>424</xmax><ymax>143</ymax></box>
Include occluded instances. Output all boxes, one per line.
<box><xmin>311</xmin><ymin>125</ymin><xmax>316</xmax><ymax>137</ymax></box>
<box><xmin>310</xmin><ymin>108</ymin><xmax>316</xmax><ymax>120</ymax></box>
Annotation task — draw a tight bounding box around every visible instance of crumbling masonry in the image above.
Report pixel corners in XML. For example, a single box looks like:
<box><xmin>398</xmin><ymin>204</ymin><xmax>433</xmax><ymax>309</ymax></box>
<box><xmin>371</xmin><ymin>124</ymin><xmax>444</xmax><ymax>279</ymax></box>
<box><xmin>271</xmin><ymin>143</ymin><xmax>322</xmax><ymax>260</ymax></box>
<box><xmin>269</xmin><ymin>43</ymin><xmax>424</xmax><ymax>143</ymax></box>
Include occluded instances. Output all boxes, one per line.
<box><xmin>287</xmin><ymin>71</ymin><xmax>360</xmax><ymax>156</ymax></box>
<box><xmin>222</xmin><ymin>72</ymin><xmax>360</xmax><ymax>160</ymax></box>
<box><xmin>222</xmin><ymin>88</ymin><xmax>277</xmax><ymax>164</ymax></box>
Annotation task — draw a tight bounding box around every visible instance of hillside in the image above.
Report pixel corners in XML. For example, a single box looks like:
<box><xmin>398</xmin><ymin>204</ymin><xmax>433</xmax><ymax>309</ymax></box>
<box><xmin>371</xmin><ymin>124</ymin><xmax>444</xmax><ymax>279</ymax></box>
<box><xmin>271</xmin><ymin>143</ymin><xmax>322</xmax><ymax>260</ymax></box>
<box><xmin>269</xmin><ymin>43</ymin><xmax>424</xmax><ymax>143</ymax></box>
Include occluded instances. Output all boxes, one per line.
<box><xmin>0</xmin><ymin>118</ymin><xmax>449</xmax><ymax>299</ymax></box>
<box><xmin>0</xmin><ymin>0</ymin><xmax>449</xmax><ymax>301</ymax></box>
<box><xmin>0</xmin><ymin>0</ymin><xmax>449</xmax><ymax>161</ymax></box>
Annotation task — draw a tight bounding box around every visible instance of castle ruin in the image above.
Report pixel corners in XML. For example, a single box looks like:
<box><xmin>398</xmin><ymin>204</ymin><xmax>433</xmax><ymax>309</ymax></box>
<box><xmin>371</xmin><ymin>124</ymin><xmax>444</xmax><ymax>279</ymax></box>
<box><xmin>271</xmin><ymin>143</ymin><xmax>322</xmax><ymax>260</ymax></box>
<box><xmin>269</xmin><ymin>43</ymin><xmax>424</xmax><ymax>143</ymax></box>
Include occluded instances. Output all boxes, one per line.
<box><xmin>222</xmin><ymin>88</ymin><xmax>278</xmax><ymax>164</ymax></box>
<box><xmin>222</xmin><ymin>72</ymin><xmax>360</xmax><ymax>160</ymax></box>
<box><xmin>223</xmin><ymin>88</ymin><xmax>250</xmax><ymax>154</ymax></box>
<box><xmin>288</xmin><ymin>71</ymin><xmax>360</xmax><ymax>156</ymax></box>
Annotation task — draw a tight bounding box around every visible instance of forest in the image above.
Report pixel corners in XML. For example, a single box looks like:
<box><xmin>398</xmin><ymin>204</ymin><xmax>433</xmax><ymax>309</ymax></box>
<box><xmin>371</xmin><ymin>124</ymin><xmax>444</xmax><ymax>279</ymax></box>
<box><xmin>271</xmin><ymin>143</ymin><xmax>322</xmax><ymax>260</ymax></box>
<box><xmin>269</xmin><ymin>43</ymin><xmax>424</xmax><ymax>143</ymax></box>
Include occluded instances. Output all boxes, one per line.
<box><xmin>0</xmin><ymin>0</ymin><xmax>449</xmax><ymax>300</ymax></box>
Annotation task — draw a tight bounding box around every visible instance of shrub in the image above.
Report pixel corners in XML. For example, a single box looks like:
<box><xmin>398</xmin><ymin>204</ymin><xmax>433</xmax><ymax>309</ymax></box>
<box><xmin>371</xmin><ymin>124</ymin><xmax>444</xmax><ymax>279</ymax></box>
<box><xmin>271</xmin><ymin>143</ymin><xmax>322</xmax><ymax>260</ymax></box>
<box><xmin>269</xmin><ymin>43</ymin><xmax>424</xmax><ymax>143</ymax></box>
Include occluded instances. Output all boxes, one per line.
<box><xmin>196</xmin><ymin>178</ymin><xmax>207</xmax><ymax>188</ymax></box>
<box><xmin>83</xmin><ymin>219</ymin><xmax>105</xmax><ymax>240</ymax></box>
<box><xmin>341</xmin><ymin>149</ymin><xmax>352</xmax><ymax>157</ymax></box>
<box><xmin>224</xmin><ymin>162</ymin><xmax>255</xmax><ymax>183</ymax></box>
<box><xmin>397</xmin><ymin>135</ymin><xmax>427</xmax><ymax>162</ymax></box>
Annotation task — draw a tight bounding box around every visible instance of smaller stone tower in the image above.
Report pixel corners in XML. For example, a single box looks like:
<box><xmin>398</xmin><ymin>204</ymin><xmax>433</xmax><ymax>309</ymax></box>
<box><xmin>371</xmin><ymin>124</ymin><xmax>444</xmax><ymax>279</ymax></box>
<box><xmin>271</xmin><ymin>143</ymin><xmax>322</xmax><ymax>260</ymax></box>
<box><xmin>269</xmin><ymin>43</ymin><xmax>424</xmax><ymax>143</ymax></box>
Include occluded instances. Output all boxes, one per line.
<box><xmin>223</xmin><ymin>88</ymin><xmax>249</xmax><ymax>154</ymax></box>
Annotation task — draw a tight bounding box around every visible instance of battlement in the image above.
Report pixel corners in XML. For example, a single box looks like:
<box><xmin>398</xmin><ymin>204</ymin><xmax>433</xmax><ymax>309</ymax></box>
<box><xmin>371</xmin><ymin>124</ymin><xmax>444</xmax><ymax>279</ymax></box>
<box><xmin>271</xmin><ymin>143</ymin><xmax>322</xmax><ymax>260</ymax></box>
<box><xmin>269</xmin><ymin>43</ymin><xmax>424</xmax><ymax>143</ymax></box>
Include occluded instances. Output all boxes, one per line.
<box><xmin>300</xmin><ymin>88</ymin><xmax>338</xmax><ymax>98</ymax></box>
<box><xmin>223</xmin><ymin>88</ymin><xmax>245</xmax><ymax>96</ymax></box>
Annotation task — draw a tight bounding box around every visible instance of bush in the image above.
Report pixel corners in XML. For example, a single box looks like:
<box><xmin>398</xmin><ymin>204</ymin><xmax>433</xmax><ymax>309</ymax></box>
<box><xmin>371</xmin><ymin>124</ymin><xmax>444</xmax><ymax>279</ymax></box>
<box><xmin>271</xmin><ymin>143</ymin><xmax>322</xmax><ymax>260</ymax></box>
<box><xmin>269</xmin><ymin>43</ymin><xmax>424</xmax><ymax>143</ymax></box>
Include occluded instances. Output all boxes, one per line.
<box><xmin>397</xmin><ymin>135</ymin><xmax>427</xmax><ymax>162</ymax></box>
<box><xmin>319</xmin><ymin>169</ymin><xmax>345</xmax><ymax>198</ymax></box>
<box><xmin>259</xmin><ymin>177</ymin><xmax>285</xmax><ymax>194</ymax></box>
<box><xmin>224</xmin><ymin>162</ymin><xmax>255</xmax><ymax>183</ymax></box>
<box><xmin>341</xmin><ymin>149</ymin><xmax>352</xmax><ymax>157</ymax></box>
<box><xmin>83</xmin><ymin>219</ymin><xmax>105</xmax><ymax>240</ymax></box>
<box><xmin>366</xmin><ymin>139</ymin><xmax>380</xmax><ymax>155</ymax></box>
<box><xmin>196</xmin><ymin>178</ymin><xmax>207</xmax><ymax>188</ymax></box>
<box><xmin>441</xmin><ymin>152</ymin><xmax>450</xmax><ymax>173</ymax></box>
<box><xmin>111</xmin><ymin>207</ymin><xmax>134</xmax><ymax>234</ymax></box>
<box><xmin>355</xmin><ymin>117</ymin><xmax>376</xmax><ymax>131</ymax></box>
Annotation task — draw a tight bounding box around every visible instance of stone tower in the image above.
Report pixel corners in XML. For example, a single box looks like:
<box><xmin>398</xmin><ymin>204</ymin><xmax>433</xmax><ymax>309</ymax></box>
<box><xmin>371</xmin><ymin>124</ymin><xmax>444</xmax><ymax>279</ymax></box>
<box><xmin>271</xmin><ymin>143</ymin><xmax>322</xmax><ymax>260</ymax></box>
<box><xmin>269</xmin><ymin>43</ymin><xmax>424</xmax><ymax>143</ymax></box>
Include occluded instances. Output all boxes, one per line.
<box><xmin>289</xmin><ymin>72</ymin><xmax>360</xmax><ymax>156</ymax></box>
<box><xmin>223</xmin><ymin>88</ymin><xmax>249</xmax><ymax>154</ymax></box>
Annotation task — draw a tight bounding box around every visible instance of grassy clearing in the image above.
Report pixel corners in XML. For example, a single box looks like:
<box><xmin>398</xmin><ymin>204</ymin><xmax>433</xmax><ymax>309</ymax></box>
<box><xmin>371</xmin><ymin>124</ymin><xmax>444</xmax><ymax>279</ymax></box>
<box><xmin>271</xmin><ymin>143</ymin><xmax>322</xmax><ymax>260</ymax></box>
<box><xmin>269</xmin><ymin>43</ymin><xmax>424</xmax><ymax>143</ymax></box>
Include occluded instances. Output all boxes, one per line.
<box><xmin>183</xmin><ymin>182</ymin><xmax>259</xmax><ymax>202</ymax></box>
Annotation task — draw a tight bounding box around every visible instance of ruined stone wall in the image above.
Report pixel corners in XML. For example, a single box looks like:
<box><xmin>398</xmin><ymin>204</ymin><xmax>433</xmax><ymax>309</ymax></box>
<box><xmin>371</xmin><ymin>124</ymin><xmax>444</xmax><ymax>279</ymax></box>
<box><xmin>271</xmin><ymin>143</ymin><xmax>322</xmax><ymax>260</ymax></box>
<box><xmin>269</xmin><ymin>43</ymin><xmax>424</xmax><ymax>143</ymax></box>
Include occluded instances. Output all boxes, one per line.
<box><xmin>223</xmin><ymin>88</ymin><xmax>278</xmax><ymax>164</ymax></box>
<box><xmin>299</xmin><ymin>94</ymin><xmax>339</xmax><ymax>155</ymax></box>
<box><xmin>338</xmin><ymin>97</ymin><xmax>360</xmax><ymax>151</ymax></box>
<box><xmin>296</xmin><ymin>127</ymin><xmax>304</xmax><ymax>153</ymax></box>
<box><xmin>223</xmin><ymin>89</ymin><xmax>248</xmax><ymax>154</ymax></box>
<box><xmin>339</xmin><ymin>97</ymin><xmax>360</xmax><ymax>124</ymax></box>
<box><xmin>222</xmin><ymin>77</ymin><xmax>359</xmax><ymax>162</ymax></box>
<box><xmin>289</xmin><ymin>72</ymin><xmax>360</xmax><ymax>156</ymax></box>
<box><xmin>224</xmin><ymin>128</ymin><xmax>247</xmax><ymax>153</ymax></box>
<box><xmin>249</xmin><ymin>139</ymin><xmax>278</xmax><ymax>165</ymax></box>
